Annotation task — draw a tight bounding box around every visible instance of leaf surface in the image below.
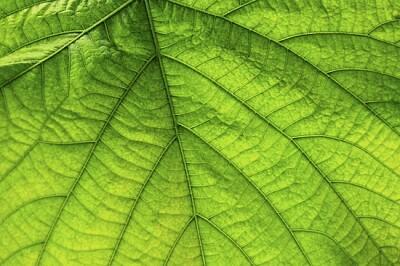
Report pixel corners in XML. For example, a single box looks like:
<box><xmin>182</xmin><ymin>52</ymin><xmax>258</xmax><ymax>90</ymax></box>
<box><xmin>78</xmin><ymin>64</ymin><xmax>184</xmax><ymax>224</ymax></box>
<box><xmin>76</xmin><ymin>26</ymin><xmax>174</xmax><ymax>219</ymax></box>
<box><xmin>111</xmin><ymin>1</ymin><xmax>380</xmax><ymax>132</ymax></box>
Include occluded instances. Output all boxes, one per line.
<box><xmin>0</xmin><ymin>0</ymin><xmax>399</xmax><ymax>265</ymax></box>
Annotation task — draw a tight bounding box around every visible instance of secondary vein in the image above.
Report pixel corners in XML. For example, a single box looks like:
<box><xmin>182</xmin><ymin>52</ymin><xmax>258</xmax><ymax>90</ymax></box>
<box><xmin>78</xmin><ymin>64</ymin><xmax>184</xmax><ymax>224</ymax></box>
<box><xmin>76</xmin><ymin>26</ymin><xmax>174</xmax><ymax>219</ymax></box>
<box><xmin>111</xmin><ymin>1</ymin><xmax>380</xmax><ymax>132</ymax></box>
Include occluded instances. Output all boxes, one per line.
<box><xmin>35</xmin><ymin>54</ymin><xmax>156</xmax><ymax>266</ymax></box>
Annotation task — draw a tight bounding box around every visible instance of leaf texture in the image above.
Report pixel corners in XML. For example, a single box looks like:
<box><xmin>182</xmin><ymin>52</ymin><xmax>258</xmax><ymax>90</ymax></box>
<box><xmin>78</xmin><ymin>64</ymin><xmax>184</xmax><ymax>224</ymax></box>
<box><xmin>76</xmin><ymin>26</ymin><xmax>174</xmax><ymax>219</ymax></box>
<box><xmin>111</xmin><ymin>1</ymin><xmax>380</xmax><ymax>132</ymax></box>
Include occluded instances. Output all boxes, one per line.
<box><xmin>0</xmin><ymin>0</ymin><xmax>399</xmax><ymax>265</ymax></box>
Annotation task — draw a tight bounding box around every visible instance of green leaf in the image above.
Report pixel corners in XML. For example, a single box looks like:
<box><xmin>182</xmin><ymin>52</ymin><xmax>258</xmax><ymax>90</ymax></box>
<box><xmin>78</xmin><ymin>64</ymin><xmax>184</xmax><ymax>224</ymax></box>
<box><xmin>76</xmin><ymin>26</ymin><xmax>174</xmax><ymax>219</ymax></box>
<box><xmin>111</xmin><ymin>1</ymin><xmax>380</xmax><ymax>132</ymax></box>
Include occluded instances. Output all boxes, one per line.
<box><xmin>0</xmin><ymin>0</ymin><xmax>399</xmax><ymax>265</ymax></box>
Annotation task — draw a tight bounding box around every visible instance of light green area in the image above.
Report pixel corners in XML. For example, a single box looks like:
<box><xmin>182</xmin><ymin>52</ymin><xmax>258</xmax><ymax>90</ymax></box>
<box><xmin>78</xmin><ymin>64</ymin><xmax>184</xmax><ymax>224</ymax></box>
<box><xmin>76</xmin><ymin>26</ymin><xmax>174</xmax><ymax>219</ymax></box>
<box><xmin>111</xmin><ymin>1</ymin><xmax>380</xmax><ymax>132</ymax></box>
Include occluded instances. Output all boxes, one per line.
<box><xmin>0</xmin><ymin>0</ymin><xmax>399</xmax><ymax>265</ymax></box>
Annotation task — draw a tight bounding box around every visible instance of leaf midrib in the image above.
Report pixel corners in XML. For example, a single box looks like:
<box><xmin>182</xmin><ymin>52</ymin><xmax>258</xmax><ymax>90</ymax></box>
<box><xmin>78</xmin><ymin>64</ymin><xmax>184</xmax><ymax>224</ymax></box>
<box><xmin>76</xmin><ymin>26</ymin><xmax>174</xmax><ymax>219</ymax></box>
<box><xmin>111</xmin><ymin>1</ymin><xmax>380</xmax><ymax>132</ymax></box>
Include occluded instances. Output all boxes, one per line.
<box><xmin>179</xmin><ymin>124</ymin><xmax>312</xmax><ymax>265</ymax></box>
<box><xmin>143</xmin><ymin>1</ymin><xmax>206</xmax><ymax>264</ymax></box>
<box><xmin>161</xmin><ymin>54</ymin><xmax>393</xmax><ymax>264</ymax></box>
<box><xmin>1</xmin><ymin>1</ymin><xmax>397</xmax><ymax>265</ymax></box>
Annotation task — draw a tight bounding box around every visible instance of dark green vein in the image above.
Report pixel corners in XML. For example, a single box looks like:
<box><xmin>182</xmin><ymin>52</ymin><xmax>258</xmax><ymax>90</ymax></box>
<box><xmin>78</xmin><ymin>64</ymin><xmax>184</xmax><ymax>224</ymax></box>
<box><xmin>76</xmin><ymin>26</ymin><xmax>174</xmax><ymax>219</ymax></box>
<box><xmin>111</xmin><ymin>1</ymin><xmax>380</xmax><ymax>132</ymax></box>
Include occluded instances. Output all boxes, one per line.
<box><xmin>359</xmin><ymin>216</ymin><xmax>400</xmax><ymax>230</ymax></box>
<box><xmin>197</xmin><ymin>214</ymin><xmax>255</xmax><ymax>265</ymax></box>
<box><xmin>0</xmin><ymin>31</ymin><xmax>82</xmax><ymax>61</ymax></box>
<box><xmin>292</xmin><ymin>135</ymin><xmax>399</xmax><ymax>176</ymax></box>
<box><xmin>164</xmin><ymin>216</ymin><xmax>194</xmax><ymax>265</ymax></box>
<box><xmin>144</xmin><ymin>0</ymin><xmax>206</xmax><ymax>264</ymax></box>
<box><xmin>166</xmin><ymin>55</ymin><xmax>392</xmax><ymax>264</ymax></box>
<box><xmin>368</xmin><ymin>19</ymin><xmax>399</xmax><ymax>35</ymax></box>
<box><xmin>0</xmin><ymin>84</ymin><xmax>10</xmax><ymax>120</ymax></box>
<box><xmin>0</xmin><ymin>0</ymin><xmax>53</xmax><ymax>20</ymax></box>
<box><xmin>1</xmin><ymin>85</ymin><xmax>85</xmax><ymax>184</ymax></box>
<box><xmin>327</xmin><ymin>68</ymin><xmax>400</xmax><ymax>82</ymax></box>
<box><xmin>278</xmin><ymin>32</ymin><xmax>400</xmax><ymax>48</ymax></box>
<box><xmin>223</xmin><ymin>0</ymin><xmax>258</xmax><ymax>17</ymax></box>
<box><xmin>0</xmin><ymin>194</ymin><xmax>67</xmax><ymax>226</ymax></box>
<box><xmin>0</xmin><ymin>0</ymin><xmax>136</xmax><ymax>89</ymax></box>
<box><xmin>0</xmin><ymin>141</ymin><xmax>38</xmax><ymax>182</ymax></box>
<box><xmin>35</xmin><ymin>54</ymin><xmax>156</xmax><ymax>265</ymax></box>
<box><xmin>331</xmin><ymin>181</ymin><xmax>399</xmax><ymax>205</ymax></box>
<box><xmin>180</xmin><ymin>124</ymin><xmax>312</xmax><ymax>265</ymax></box>
<box><xmin>108</xmin><ymin>136</ymin><xmax>177</xmax><ymax>265</ymax></box>
<box><xmin>291</xmin><ymin>229</ymin><xmax>356</xmax><ymax>265</ymax></box>
<box><xmin>0</xmin><ymin>241</ymin><xmax>44</xmax><ymax>266</ymax></box>
<box><xmin>165</xmin><ymin>0</ymin><xmax>400</xmax><ymax>138</ymax></box>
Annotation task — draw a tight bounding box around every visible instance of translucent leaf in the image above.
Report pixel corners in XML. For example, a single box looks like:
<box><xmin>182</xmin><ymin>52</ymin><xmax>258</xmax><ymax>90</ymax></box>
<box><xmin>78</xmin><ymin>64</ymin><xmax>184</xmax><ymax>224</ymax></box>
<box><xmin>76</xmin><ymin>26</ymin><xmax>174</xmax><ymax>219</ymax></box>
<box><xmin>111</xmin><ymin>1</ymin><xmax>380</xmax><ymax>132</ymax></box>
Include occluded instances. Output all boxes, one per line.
<box><xmin>0</xmin><ymin>0</ymin><xmax>399</xmax><ymax>265</ymax></box>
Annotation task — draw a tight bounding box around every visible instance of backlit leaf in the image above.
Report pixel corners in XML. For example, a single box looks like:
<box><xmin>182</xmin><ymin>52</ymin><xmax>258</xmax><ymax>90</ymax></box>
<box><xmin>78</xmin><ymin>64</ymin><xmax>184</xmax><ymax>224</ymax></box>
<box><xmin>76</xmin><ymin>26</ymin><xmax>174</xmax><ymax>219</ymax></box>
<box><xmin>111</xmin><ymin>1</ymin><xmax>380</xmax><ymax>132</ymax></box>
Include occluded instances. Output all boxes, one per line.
<box><xmin>0</xmin><ymin>0</ymin><xmax>399</xmax><ymax>265</ymax></box>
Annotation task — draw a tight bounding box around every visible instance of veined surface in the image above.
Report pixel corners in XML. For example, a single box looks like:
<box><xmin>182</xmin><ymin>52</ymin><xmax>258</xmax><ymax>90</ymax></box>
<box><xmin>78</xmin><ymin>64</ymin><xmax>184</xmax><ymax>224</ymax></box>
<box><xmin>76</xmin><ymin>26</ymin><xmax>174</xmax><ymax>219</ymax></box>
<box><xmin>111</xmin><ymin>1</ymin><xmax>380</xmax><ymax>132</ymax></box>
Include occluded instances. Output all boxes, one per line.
<box><xmin>0</xmin><ymin>0</ymin><xmax>399</xmax><ymax>265</ymax></box>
